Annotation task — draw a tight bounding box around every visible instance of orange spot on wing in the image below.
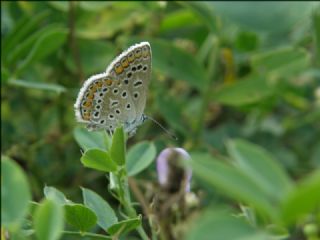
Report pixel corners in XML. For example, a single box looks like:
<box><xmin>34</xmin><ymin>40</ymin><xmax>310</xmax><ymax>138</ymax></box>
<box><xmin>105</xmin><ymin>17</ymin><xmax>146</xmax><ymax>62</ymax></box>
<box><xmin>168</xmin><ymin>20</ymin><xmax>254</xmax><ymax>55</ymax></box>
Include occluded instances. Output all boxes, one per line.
<box><xmin>142</xmin><ymin>47</ymin><xmax>149</xmax><ymax>57</ymax></box>
<box><xmin>83</xmin><ymin>100</ymin><xmax>92</xmax><ymax>107</ymax></box>
<box><xmin>115</xmin><ymin>63</ymin><xmax>123</xmax><ymax>74</ymax></box>
<box><xmin>83</xmin><ymin>112</ymin><xmax>90</xmax><ymax>120</ymax></box>
<box><xmin>105</xmin><ymin>79</ymin><xmax>113</xmax><ymax>86</ymax></box>
<box><xmin>127</xmin><ymin>53</ymin><xmax>135</xmax><ymax>62</ymax></box>
<box><xmin>95</xmin><ymin>81</ymin><xmax>103</xmax><ymax>87</ymax></box>
<box><xmin>121</xmin><ymin>57</ymin><xmax>129</xmax><ymax>68</ymax></box>
<box><xmin>135</xmin><ymin>48</ymin><xmax>142</xmax><ymax>58</ymax></box>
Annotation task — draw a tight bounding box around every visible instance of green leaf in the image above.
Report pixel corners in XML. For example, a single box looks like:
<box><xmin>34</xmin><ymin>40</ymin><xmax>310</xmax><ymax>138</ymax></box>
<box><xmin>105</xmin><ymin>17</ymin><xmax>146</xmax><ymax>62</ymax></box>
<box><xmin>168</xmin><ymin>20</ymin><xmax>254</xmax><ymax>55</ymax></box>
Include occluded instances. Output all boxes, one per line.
<box><xmin>181</xmin><ymin>2</ymin><xmax>218</xmax><ymax>33</ymax></box>
<box><xmin>81</xmin><ymin>149</ymin><xmax>117</xmax><ymax>172</ymax></box>
<box><xmin>159</xmin><ymin>9</ymin><xmax>201</xmax><ymax>34</ymax></box>
<box><xmin>235</xmin><ymin>31</ymin><xmax>259</xmax><ymax>52</ymax></box>
<box><xmin>110</xmin><ymin>127</ymin><xmax>126</xmax><ymax>166</ymax></box>
<box><xmin>64</xmin><ymin>204</ymin><xmax>97</xmax><ymax>232</ymax></box>
<box><xmin>2</xmin><ymin>11</ymin><xmax>49</xmax><ymax>59</ymax></box>
<box><xmin>16</xmin><ymin>28</ymin><xmax>68</xmax><ymax>74</ymax></box>
<box><xmin>212</xmin><ymin>74</ymin><xmax>274</xmax><ymax>106</ymax></box>
<box><xmin>66</xmin><ymin>39</ymin><xmax>116</xmax><ymax>76</ymax></box>
<box><xmin>187</xmin><ymin>208</ymin><xmax>268</xmax><ymax>240</ymax></box>
<box><xmin>73</xmin><ymin>127</ymin><xmax>110</xmax><ymax>151</ymax></box>
<box><xmin>251</xmin><ymin>47</ymin><xmax>310</xmax><ymax>79</ymax></box>
<box><xmin>7</xmin><ymin>24</ymin><xmax>63</xmax><ymax>66</ymax></box>
<box><xmin>34</xmin><ymin>199</ymin><xmax>64</xmax><ymax>240</ymax></box>
<box><xmin>128</xmin><ymin>38</ymin><xmax>208</xmax><ymax>91</ymax></box>
<box><xmin>190</xmin><ymin>153</ymin><xmax>277</xmax><ymax>220</ymax></box>
<box><xmin>156</xmin><ymin>93</ymin><xmax>188</xmax><ymax>136</ymax></box>
<box><xmin>82</xmin><ymin>188</ymin><xmax>118</xmax><ymax>231</ymax></box>
<box><xmin>281</xmin><ymin>170</ymin><xmax>320</xmax><ymax>225</ymax></box>
<box><xmin>1</xmin><ymin>66</ymin><xmax>9</xmax><ymax>84</ymax></box>
<box><xmin>127</xmin><ymin>142</ymin><xmax>156</xmax><ymax>176</ymax></box>
<box><xmin>107</xmin><ymin>217</ymin><xmax>141</xmax><ymax>236</ymax></box>
<box><xmin>44</xmin><ymin>186</ymin><xmax>71</xmax><ymax>205</ymax></box>
<box><xmin>1</xmin><ymin>156</ymin><xmax>31</xmax><ymax>227</ymax></box>
<box><xmin>76</xmin><ymin>3</ymin><xmax>148</xmax><ymax>39</ymax></box>
<box><xmin>152</xmin><ymin>39</ymin><xmax>208</xmax><ymax>91</ymax></box>
<box><xmin>227</xmin><ymin>139</ymin><xmax>293</xmax><ymax>202</ymax></box>
<box><xmin>8</xmin><ymin>79</ymin><xmax>66</xmax><ymax>94</ymax></box>
<box><xmin>313</xmin><ymin>6</ymin><xmax>320</xmax><ymax>64</ymax></box>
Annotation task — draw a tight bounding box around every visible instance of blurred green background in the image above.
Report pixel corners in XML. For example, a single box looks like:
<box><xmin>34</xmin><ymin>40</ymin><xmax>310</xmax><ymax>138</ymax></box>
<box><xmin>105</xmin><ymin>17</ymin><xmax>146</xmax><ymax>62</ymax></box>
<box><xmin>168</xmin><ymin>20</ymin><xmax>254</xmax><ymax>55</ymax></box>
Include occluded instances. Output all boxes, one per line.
<box><xmin>1</xmin><ymin>1</ymin><xmax>320</xmax><ymax>237</ymax></box>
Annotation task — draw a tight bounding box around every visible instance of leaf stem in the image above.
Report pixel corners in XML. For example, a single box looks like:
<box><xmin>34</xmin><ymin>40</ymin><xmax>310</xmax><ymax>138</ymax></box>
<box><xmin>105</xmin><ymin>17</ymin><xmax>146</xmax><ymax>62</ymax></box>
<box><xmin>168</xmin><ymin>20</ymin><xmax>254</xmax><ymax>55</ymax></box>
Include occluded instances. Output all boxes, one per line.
<box><xmin>194</xmin><ymin>34</ymin><xmax>219</xmax><ymax>147</ymax></box>
<box><xmin>63</xmin><ymin>230</ymin><xmax>112</xmax><ymax>239</ymax></box>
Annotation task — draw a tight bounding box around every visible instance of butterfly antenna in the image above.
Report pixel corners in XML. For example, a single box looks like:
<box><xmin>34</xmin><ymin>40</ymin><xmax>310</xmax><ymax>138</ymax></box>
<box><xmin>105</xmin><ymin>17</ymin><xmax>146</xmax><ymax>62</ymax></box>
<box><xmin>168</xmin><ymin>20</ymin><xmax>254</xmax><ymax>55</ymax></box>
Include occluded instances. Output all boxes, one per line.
<box><xmin>145</xmin><ymin>115</ymin><xmax>178</xmax><ymax>140</ymax></box>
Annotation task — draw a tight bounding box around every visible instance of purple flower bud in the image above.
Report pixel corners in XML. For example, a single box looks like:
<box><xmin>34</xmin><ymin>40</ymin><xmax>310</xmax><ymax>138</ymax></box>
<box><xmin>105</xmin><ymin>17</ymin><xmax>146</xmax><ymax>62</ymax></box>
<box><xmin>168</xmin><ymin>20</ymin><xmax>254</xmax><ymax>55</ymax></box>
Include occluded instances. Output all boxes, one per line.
<box><xmin>156</xmin><ymin>148</ymin><xmax>192</xmax><ymax>193</ymax></box>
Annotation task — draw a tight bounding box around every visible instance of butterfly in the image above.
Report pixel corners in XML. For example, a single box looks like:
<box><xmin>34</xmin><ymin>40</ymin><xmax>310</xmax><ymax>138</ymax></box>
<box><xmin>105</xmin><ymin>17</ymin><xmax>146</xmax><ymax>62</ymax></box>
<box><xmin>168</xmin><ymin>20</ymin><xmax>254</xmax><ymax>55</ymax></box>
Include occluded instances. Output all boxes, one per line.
<box><xmin>74</xmin><ymin>42</ymin><xmax>152</xmax><ymax>137</ymax></box>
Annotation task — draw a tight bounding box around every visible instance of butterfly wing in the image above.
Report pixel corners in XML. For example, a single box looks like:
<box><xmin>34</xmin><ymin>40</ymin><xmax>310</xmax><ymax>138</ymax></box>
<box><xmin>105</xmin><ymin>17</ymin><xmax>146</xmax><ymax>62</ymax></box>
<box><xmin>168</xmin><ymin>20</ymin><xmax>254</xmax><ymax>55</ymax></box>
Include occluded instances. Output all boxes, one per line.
<box><xmin>74</xmin><ymin>42</ymin><xmax>151</xmax><ymax>134</ymax></box>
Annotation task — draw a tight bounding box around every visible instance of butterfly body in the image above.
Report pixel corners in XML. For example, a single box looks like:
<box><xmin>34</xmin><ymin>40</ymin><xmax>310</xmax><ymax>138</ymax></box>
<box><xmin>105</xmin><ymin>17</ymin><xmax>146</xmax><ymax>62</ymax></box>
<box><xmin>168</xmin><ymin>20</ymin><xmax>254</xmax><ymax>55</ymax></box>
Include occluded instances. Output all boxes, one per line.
<box><xmin>74</xmin><ymin>42</ymin><xmax>151</xmax><ymax>136</ymax></box>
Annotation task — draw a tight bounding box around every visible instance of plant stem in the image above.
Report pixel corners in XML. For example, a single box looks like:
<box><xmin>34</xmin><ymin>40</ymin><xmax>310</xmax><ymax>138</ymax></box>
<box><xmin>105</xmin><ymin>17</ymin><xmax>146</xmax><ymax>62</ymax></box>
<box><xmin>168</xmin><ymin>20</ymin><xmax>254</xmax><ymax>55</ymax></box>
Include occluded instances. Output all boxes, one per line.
<box><xmin>117</xmin><ymin>171</ymin><xmax>149</xmax><ymax>240</ymax></box>
<box><xmin>194</xmin><ymin>35</ymin><xmax>219</xmax><ymax>147</ymax></box>
<box><xmin>63</xmin><ymin>230</ymin><xmax>111</xmax><ymax>239</ymax></box>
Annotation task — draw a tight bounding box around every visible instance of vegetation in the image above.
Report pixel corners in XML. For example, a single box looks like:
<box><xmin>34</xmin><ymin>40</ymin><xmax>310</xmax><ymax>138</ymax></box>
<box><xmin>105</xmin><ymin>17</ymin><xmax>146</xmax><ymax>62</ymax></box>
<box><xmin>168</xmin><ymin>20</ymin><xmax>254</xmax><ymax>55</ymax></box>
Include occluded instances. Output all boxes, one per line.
<box><xmin>2</xmin><ymin>2</ymin><xmax>320</xmax><ymax>240</ymax></box>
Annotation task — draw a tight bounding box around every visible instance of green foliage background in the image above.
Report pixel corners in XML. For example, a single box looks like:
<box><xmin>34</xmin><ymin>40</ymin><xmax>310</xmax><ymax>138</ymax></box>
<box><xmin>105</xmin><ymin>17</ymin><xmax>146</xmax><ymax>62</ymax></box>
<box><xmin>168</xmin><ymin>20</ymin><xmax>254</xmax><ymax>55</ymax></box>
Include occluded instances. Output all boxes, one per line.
<box><xmin>1</xmin><ymin>1</ymin><xmax>320</xmax><ymax>239</ymax></box>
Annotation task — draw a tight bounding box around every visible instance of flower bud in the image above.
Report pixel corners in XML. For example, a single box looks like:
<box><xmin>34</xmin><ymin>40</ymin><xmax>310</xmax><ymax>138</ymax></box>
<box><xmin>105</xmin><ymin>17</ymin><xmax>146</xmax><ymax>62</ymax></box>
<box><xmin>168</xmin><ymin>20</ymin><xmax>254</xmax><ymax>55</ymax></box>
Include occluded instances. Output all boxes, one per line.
<box><xmin>156</xmin><ymin>148</ymin><xmax>192</xmax><ymax>193</ymax></box>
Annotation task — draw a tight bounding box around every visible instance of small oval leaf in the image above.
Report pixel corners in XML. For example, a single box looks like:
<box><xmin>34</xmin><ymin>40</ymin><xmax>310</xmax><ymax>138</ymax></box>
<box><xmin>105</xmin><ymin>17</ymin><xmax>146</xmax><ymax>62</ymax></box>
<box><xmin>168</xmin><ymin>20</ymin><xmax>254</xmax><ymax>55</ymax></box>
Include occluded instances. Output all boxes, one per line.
<box><xmin>108</xmin><ymin>217</ymin><xmax>141</xmax><ymax>236</ymax></box>
<box><xmin>34</xmin><ymin>199</ymin><xmax>64</xmax><ymax>240</ymax></box>
<box><xmin>226</xmin><ymin>139</ymin><xmax>293</xmax><ymax>202</ymax></box>
<box><xmin>1</xmin><ymin>156</ymin><xmax>31</xmax><ymax>227</ymax></box>
<box><xmin>82</xmin><ymin>188</ymin><xmax>118</xmax><ymax>231</ymax></box>
<box><xmin>65</xmin><ymin>204</ymin><xmax>97</xmax><ymax>232</ymax></box>
<box><xmin>81</xmin><ymin>149</ymin><xmax>117</xmax><ymax>172</ymax></box>
<box><xmin>73</xmin><ymin>127</ymin><xmax>110</xmax><ymax>151</ymax></box>
<box><xmin>44</xmin><ymin>186</ymin><xmax>71</xmax><ymax>205</ymax></box>
<box><xmin>110</xmin><ymin>127</ymin><xmax>126</xmax><ymax>166</ymax></box>
<box><xmin>127</xmin><ymin>142</ymin><xmax>156</xmax><ymax>176</ymax></box>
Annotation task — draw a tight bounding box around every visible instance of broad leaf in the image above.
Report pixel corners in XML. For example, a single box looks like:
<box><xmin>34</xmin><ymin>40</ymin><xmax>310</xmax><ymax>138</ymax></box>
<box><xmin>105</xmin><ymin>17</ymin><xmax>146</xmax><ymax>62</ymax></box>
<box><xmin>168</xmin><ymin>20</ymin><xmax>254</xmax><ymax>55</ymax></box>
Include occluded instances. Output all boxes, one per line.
<box><xmin>82</xmin><ymin>188</ymin><xmax>118</xmax><ymax>231</ymax></box>
<box><xmin>127</xmin><ymin>142</ymin><xmax>156</xmax><ymax>176</ymax></box>
<box><xmin>110</xmin><ymin>127</ymin><xmax>126</xmax><ymax>166</ymax></box>
<box><xmin>107</xmin><ymin>217</ymin><xmax>141</xmax><ymax>236</ymax></box>
<box><xmin>1</xmin><ymin>156</ymin><xmax>31</xmax><ymax>227</ymax></box>
<box><xmin>227</xmin><ymin>139</ymin><xmax>292</xmax><ymax>202</ymax></box>
<box><xmin>73</xmin><ymin>127</ymin><xmax>110</xmax><ymax>151</ymax></box>
<box><xmin>64</xmin><ymin>204</ymin><xmax>97</xmax><ymax>232</ymax></box>
<box><xmin>34</xmin><ymin>199</ymin><xmax>64</xmax><ymax>240</ymax></box>
<box><xmin>81</xmin><ymin>149</ymin><xmax>117</xmax><ymax>172</ymax></box>
<box><xmin>190</xmin><ymin>153</ymin><xmax>277</xmax><ymax>220</ymax></box>
<box><xmin>44</xmin><ymin>186</ymin><xmax>71</xmax><ymax>205</ymax></box>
